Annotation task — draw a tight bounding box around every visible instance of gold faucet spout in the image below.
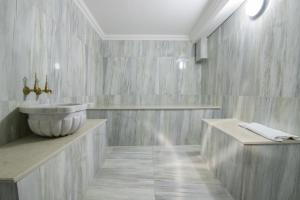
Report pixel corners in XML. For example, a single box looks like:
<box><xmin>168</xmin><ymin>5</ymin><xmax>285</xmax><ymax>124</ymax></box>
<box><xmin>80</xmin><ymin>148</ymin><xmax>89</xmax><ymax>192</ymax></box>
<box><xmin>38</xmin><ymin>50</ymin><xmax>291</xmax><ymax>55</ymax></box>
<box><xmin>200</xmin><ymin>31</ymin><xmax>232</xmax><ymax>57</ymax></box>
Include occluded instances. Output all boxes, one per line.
<box><xmin>33</xmin><ymin>73</ymin><xmax>42</xmax><ymax>96</ymax></box>
<box><xmin>23</xmin><ymin>77</ymin><xmax>32</xmax><ymax>96</ymax></box>
<box><xmin>22</xmin><ymin>74</ymin><xmax>52</xmax><ymax>97</ymax></box>
<box><xmin>43</xmin><ymin>75</ymin><xmax>52</xmax><ymax>94</ymax></box>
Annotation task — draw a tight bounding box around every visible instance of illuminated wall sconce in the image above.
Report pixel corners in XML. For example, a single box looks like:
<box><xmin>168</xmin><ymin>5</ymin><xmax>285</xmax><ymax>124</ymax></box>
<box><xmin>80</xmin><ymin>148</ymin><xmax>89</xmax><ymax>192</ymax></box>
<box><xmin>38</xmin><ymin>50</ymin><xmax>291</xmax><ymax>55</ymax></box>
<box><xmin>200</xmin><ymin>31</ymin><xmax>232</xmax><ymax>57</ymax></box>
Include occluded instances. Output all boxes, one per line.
<box><xmin>246</xmin><ymin>0</ymin><xmax>266</xmax><ymax>18</ymax></box>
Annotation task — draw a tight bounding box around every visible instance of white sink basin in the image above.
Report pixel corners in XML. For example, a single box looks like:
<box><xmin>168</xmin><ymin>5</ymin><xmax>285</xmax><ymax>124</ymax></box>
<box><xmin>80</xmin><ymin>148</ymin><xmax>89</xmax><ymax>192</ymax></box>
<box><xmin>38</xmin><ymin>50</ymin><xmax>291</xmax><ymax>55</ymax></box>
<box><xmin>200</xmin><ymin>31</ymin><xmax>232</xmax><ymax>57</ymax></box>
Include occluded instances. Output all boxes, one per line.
<box><xmin>19</xmin><ymin>104</ymin><xmax>87</xmax><ymax>137</ymax></box>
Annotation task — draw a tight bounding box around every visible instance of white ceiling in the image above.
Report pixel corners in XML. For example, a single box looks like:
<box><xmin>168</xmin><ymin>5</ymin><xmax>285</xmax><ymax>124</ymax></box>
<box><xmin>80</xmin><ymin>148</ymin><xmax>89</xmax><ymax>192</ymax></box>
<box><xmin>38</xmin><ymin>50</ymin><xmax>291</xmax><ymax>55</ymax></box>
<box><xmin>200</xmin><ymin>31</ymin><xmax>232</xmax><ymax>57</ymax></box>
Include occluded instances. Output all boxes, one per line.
<box><xmin>78</xmin><ymin>0</ymin><xmax>246</xmax><ymax>40</ymax></box>
<box><xmin>83</xmin><ymin>0</ymin><xmax>209</xmax><ymax>36</ymax></box>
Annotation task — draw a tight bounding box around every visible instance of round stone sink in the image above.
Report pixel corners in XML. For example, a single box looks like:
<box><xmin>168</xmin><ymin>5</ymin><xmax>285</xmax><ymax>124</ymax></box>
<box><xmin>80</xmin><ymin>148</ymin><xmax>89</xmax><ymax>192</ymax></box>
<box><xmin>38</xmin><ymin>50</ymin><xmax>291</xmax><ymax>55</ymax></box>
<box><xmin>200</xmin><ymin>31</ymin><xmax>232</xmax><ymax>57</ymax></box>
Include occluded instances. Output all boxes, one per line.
<box><xmin>19</xmin><ymin>104</ymin><xmax>87</xmax><ymax>137</ymax></box>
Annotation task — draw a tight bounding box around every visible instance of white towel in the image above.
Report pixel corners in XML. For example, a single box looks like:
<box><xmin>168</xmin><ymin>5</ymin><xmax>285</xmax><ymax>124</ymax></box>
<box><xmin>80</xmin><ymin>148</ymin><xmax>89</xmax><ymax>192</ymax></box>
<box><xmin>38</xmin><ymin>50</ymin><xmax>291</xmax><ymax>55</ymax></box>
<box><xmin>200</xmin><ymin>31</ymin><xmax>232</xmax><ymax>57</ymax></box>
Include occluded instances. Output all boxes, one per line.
<box><xmin>239</xmin><ymin>122</ymin><xmax>299</xmax><ymax>142</ymax></box>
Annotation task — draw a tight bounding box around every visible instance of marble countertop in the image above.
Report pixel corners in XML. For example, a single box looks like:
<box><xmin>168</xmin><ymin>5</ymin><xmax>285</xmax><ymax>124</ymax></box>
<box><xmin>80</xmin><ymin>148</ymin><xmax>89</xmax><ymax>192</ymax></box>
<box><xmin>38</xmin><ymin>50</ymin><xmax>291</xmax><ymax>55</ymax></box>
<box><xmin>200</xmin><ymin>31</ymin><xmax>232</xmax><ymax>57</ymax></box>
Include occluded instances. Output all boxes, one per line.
<box><xmin>0</xmin><ymin>119</ymin><xmax>106</xmax><ymax>182</ymax></box>
<box><xmin>203</xmin><ymin>118</ymin><xmax>300</xmax><ymax>145</ymax></box>
<box><xmin>88</xmin><ymin>105</ymin><xmax>221</xmax><ymax>110</ymax></box>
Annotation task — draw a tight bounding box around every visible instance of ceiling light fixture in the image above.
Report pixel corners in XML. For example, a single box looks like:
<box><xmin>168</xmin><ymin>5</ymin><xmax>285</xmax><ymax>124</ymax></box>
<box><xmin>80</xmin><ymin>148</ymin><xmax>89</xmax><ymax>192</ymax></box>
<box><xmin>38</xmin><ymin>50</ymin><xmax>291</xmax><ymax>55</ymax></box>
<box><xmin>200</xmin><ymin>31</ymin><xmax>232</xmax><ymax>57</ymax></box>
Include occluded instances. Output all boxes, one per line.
<box><xmin>246</xmin><ymin>0</ymin><xmax>266</xmax><ymax>18</ymax></box>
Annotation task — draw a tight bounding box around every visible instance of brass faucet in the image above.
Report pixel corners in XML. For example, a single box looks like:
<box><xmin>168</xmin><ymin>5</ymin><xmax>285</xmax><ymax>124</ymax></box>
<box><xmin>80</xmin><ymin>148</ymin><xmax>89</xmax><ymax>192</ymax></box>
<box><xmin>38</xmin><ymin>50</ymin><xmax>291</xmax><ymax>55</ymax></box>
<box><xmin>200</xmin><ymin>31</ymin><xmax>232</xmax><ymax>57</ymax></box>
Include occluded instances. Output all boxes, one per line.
<box><xmin>42</xmin><ymin>75</ymin><xmax>52</xmax><ymax>94</ymax></box>
<box><xmin>23</xmin><ymin>77</ymin><xmax>31</xmax><ymax>96</ymax></box>
<box><xmin>23</xmin><ymin>74</ymin><xmax>52</xmax><ymax>97</ymax></box>
<box><xmin>33</xmin><ymin>73</ymin><xmax>42</xmax><ymax>96</ymax></box>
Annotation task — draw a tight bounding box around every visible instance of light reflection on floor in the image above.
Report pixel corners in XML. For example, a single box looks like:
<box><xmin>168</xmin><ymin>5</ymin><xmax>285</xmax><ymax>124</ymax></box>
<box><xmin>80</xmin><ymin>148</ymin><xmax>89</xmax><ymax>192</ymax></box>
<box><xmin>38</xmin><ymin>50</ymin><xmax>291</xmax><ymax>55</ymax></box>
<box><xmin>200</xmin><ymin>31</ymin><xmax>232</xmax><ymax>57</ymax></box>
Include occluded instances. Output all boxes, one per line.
<box><xmin>84</xmin><ymin>145</ymin><xmax>234</xmax><ymax>200</ymax></box>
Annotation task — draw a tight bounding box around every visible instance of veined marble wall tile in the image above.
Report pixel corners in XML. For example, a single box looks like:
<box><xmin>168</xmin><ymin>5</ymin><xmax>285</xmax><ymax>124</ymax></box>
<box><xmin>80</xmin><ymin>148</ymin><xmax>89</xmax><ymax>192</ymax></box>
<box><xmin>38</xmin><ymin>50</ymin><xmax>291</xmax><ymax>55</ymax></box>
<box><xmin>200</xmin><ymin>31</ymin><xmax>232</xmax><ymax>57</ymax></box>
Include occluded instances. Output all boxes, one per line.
<box><xmin>0</xmin><ymin>0</ymin><xmax>16</xmax><ymax>102</ymax></box>
<box><xmin>102</xmin><ymin>40</ymin><xmax>194</xmax><ymax>58</ymax></box>
<box><xmin>16</xmin><ymin>123</ymin><xmax>107</xmax><ymax>200</ymax></box>
<box><xmin>0</xmin><ymin>0</ymin><xmax>103</xmax><ymax>145</ymax></box>
<box><xmin>98</xmin><ymin>40</ymin><xmax>203</xmax><ymax>104</ymax></box>
<box><xmin>0</xmin><ymin>100</ymin><xmax>30</xmax><ymax>145</ymax></box>
<box><xmin>218</xmin><ymin>96</ymin><xmax>300</xmax><ymax>137</ymax></box>
<box><xmin>136</xmin><ymin>57</ymin><xmax>159</xmax><ymax>95</ymax></box>
<box><xmin>158</xmin><ymin>58</ymin><xmax>201</xmax><ymax>95</ymax></box>
<box><xmin>201</xmin><ymin>0</ymin><xmax>300</xmax><ymax>136</ymax></box>
<box><xmin>201</xmin><ymin>120</ymin><xmax>300</xmax><ymax>200</ymax></box>
<box><xmin>95</xmin><ymin>95</ymin><xmax>220</xmax><ymax>107</ymax></box>
<box><xmin>201</xmin><ymin>123</ymin><xmax>244</xmax><ymax>200</ymax></box>
<box><xmin>158</xmin><ymin>58</ymin><xmax>178</xmax><ymax>95</ymax></box>
<box><xmin>242</xmin><ymin>145</ymin><xmax>300</xmax><ymax>200</ymax></box>
<box><xmin>88</xmin><ymin>109</ymin><xmax>220</xmax><ymax>146</ymax></box>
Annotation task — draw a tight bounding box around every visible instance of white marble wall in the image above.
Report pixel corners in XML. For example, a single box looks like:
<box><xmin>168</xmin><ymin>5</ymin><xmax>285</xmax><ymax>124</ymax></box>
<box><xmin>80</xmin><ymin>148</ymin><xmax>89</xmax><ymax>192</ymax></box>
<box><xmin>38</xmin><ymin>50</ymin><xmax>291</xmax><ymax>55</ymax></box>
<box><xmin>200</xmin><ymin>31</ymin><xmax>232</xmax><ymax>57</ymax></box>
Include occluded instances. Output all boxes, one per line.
<box><xmin>89</xmin><ymin>40</ymin><xmax>216</xmax><ymax>146</ymax></box>
<box><xmin>201</xmin><ymin>0</ymin><xmax>300</xmax><ymax>136</ymax></box>
<box><xmin>0</xmin><ymin>0</ymin><xmax>103</xmax><ymax>145</ymax></box>
<box><xmin>88</xmin><ymin>109</ymin><xmax>220</xmax><ymax>146</ymax></box>
<box><xmin>95</xmin><ymin>40</ymin><xmax>207</xmax><ymax>105</ymax></box>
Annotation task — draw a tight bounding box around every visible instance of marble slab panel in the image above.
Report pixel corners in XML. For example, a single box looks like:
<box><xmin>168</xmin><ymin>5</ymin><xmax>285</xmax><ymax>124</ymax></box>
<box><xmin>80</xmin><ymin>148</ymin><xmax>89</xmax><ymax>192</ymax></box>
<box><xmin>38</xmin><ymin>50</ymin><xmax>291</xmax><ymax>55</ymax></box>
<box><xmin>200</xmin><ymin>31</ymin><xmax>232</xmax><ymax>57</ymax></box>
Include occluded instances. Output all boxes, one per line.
<box><xmin>201</xmin><ymin>121</ymin><xmax>244</xmax><ymax>200</ymax></box>
<box><xmin>242</xmin><ymin>145</ymin><xmax>300</xmax><ymax>200</ymax></box>
<box><xmin>200</xmin><ymin>0</ymin><xmax>300</xmax><ymax>138</ymax></box>
<box><xmin>15</xmin><ymin>120</ymin><xmax>107</xmax><ymax>200</ymax></box>
<box><xmin>0</xmin><ymin>0</ymin><xmax>103</xmax><ymax>146</ymax></box>
<box><xmin>88</xmin><ymin>105</ymin><xmax>220</xmax><ymax>110</ymax></box>
<box><xmin>202</xmin><ymin>119</ymin><xmax>300</xmax><ymax>200</ymax></box>
<box><xmin>94</xmin><ymin>95</ymin><xmax>220</xmax><ymax>107</ymax></box>
<box><xmin>88</xmin><ymin>109</ymin><xmax>220</xmax><ymax>146</ymax></box>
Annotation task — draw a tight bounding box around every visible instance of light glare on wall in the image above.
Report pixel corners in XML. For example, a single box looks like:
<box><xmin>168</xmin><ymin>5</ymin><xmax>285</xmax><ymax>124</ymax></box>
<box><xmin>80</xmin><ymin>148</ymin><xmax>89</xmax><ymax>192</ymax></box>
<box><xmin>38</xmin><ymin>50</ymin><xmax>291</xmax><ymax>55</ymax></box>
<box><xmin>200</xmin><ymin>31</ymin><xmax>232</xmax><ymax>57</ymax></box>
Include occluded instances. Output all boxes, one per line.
<box><xmin>246</xmin><ymin>0</ymin><xmax>265</xmax><ymax>18</ymax></box>
<box><xmin>54</xmin><ymin>63</ymin><xmax>60</xmax><ymax>70</ymax></box>
<box><xmin>176</xmin><ymin>58</ymin><xmax>187</xmax><ymax>70</ymax></box>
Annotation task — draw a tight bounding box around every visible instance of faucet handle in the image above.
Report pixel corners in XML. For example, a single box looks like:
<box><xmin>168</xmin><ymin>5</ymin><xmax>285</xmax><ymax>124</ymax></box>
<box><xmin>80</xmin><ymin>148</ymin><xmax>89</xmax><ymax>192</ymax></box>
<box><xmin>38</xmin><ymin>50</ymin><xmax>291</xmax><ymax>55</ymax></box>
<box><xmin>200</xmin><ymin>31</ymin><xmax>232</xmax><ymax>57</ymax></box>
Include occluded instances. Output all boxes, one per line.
<box><xmin>23</xmin><ymin>77</ymin><xmax>31</xmax><ymax>96</ymax></box>
<box><xmin>44</xmin><ymin>75</ymin><xmax>52</xmax><ymax>94</ymax></box>
<box><xmin>33</xmin><ymin>73</ymin><xmax>42</xmax><ymax>96</ymax></box>
<box><xmin>44</xmin><ymin>75</ymin><xmax>48</xmax><ymax>89</ymax></box>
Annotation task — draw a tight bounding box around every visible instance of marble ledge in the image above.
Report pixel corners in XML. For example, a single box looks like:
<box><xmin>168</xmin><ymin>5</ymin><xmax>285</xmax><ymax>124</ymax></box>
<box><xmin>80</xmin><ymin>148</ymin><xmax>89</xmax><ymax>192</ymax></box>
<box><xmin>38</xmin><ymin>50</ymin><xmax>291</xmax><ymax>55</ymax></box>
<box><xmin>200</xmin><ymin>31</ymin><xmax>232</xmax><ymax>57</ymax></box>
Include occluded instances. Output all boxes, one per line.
<box><xmin>0</xmin><ymin>119</ymin><xmax>107</xmax><ymax>182</ymax></box>
<box><xmin>203</xmin><ymin>118</ymin><xmax>300</xmax><ymax>145</ymax></box>
<box><xmin>88</xmin><ymin>105</ymin><xmax>221</xmax><ymax>111</ymax></box>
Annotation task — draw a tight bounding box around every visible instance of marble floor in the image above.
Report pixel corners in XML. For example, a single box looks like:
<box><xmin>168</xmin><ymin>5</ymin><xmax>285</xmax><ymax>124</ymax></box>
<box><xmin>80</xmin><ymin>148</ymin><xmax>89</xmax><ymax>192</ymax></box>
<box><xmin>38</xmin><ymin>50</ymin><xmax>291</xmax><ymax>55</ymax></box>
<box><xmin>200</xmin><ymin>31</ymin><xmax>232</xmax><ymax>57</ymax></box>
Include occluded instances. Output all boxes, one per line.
<box><xmin>84</xmin><ymin>145</ymin><xmax>234</xmax><ymax>200</ymax></box>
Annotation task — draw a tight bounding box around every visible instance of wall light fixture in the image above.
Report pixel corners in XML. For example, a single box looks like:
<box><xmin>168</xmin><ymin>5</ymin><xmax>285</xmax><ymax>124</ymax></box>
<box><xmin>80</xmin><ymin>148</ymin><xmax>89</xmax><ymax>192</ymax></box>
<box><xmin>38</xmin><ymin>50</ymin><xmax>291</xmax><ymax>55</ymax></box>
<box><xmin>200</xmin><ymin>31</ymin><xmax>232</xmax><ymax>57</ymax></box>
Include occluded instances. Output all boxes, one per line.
<box><xmin>246</xmin><ymin>0</ymin><xmax>266</xmax><ymax>18</ymax></box>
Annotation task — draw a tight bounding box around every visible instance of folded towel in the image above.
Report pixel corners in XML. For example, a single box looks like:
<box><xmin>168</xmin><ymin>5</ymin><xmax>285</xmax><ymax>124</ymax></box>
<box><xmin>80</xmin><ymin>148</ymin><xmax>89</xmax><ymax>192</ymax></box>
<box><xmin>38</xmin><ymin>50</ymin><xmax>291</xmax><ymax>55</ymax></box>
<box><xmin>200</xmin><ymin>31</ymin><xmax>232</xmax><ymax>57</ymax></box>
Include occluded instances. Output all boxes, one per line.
<box><xmin>239</xmin><ymin>122</ymin><xmax>299</xmax><ymax>142</ymax></box>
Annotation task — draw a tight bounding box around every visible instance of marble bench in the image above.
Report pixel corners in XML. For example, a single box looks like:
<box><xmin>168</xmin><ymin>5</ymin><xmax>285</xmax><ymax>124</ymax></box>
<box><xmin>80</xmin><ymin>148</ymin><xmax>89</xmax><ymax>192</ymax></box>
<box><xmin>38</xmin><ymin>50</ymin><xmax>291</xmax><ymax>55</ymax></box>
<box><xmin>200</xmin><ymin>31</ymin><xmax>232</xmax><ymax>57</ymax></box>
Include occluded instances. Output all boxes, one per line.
<box><xmin>201</xmin><ymin>119</ymin><xmax>300</xmax><ymax>200</ymax></box>
<box><xmin>0</xmin><ymin>119</ymin><xmax>107</xmax><ymax>200</ymax></box>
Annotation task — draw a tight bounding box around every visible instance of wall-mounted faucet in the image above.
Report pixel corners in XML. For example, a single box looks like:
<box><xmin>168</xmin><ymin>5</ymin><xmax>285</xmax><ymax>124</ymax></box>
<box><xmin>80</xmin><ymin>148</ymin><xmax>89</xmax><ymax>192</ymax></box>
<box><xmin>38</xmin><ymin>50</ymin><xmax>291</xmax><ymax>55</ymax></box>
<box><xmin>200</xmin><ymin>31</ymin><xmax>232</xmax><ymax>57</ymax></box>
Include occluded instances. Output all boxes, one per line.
<box><xmin>43</xmin><ymin>75</ymin><xmax>52</xmax><ymax>94</ymax></box>
<box><xmin>23</xmin><ymin>74</ymin><xmax>52</xmax><ymax>99</ymax></box>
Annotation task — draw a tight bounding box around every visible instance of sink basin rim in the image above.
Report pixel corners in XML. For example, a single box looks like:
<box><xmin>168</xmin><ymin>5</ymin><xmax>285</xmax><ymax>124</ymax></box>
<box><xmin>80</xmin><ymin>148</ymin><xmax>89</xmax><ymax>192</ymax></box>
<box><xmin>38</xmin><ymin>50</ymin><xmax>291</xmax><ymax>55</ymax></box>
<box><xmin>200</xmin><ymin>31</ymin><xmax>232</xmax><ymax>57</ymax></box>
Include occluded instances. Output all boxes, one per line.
<box><xmin>19</xmin><ymin>104</ymin><xmax>88</xmax><ymax>114</ymax></box>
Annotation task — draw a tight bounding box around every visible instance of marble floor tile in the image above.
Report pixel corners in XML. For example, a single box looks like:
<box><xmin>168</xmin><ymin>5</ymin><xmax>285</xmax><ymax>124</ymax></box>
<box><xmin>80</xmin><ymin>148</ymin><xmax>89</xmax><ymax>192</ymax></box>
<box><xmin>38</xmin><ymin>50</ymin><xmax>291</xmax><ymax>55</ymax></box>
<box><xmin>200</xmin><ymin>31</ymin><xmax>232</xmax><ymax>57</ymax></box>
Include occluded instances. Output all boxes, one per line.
<box><xmin>109</xmin><ymin>146</ymin><xmax>154</xmax><ymax>153</ymax></box>
<box><xmin>84</xmin><ymin>146</ymin><xmax>233</xmax><ymax>200</ymax></box>
<box><xmin>105</xmin><ymin>146</ymin><xmax>153</xmax><ymax>160</ymax></box>
<box><xmin>102</xmin><ymin>158</ymin><xmax>153</xmax><ymax>169</ymax></box>
<box><xmin>85</xmin><ymin>187</ymin><xmax>155</xmax><ymax>200</ymax></box>
<box><xmin>155</xmin><ymin>182</ymin><xmax>234</xmax><ymax>200</ymax></box>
